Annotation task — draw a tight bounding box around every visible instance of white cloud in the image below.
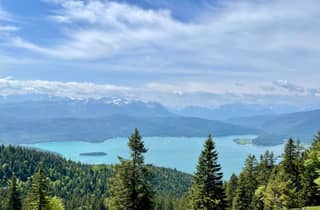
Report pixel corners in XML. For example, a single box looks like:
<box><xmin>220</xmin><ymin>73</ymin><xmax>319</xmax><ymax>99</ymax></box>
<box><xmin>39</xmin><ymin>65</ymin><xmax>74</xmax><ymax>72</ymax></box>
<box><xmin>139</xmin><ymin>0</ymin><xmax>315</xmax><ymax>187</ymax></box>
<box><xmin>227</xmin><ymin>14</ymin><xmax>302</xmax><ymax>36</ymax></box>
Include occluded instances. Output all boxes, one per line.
<box><xmin>0</xmin><ymin>25</ymin><xmax>18</xmax><ymax>32</ymax></box>
<box><xmin>0</xmin><ymin>77</ymin><xmax>319</xmax><ymax>107</ymax></box>
<box><xmin>0</xmin><ymin>77</ymin><xmax>130</xmax><ymax>99</ymax></box>
<box><xmin>0</xmin><ymin>7</ymin><xmax>11</xmax><ymax>21</ymax></box>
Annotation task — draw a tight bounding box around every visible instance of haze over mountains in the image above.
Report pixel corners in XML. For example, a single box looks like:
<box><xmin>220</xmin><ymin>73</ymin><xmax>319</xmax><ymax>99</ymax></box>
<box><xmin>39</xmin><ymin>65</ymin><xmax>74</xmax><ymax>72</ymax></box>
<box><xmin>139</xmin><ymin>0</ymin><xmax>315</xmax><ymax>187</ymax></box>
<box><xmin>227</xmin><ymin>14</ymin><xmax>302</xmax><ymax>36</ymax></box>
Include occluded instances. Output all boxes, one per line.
<box><xmin>0</xmin><ymin>94</ymin><xmax>319</xmax><ymax>145</ymax></box>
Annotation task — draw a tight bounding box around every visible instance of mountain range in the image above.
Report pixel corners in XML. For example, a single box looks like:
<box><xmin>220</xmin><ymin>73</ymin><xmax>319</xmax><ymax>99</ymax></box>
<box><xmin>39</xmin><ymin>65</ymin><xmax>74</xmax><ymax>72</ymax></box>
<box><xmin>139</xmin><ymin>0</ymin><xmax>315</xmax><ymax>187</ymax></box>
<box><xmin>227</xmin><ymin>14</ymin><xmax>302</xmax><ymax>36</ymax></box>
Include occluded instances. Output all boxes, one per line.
<box><xmin>0</xmin><ymin>95</ymin><xmax>319</xmax><ymax>145</ymax></box>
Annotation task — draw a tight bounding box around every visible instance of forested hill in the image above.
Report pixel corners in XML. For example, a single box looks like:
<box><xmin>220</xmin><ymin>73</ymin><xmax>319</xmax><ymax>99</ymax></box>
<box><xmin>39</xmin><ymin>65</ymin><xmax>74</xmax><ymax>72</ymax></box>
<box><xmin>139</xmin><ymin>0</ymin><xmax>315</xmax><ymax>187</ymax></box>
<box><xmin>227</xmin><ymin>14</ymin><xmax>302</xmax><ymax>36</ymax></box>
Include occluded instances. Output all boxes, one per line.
<box><xmin>0</xmin><ymin>145</ymin><xmax>192</xmax><ymax>209</ymax></box>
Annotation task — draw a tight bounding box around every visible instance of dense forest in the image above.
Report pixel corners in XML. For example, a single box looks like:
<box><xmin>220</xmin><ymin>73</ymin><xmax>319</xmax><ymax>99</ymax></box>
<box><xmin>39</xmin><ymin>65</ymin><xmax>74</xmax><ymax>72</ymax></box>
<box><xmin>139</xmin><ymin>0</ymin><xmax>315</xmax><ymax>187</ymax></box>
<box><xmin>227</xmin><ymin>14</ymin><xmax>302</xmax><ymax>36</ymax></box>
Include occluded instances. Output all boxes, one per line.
<box><xmin>1</xmin><ymin>129</ymin><xmax>320</xmax><ymax>210</ymax></box>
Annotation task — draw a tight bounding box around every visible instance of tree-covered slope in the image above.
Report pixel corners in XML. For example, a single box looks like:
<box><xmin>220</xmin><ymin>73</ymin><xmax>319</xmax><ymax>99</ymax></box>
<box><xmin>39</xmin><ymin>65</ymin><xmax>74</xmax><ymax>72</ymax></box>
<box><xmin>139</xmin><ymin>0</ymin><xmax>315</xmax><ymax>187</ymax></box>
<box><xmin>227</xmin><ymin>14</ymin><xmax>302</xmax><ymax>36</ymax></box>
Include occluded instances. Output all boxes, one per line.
<box><xmin>0</xmin><ymin>145</ymin><xmax>192</xmax><ymax>209</ymax></box>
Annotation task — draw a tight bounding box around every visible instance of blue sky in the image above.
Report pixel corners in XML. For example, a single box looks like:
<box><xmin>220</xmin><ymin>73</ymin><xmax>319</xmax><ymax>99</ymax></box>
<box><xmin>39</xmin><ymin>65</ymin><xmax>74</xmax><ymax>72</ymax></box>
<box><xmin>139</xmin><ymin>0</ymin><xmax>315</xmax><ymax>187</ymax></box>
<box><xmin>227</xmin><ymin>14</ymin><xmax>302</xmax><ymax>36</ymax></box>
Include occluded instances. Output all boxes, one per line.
<box><xmin>0</xmin><ymin>0</ymin><xmax>319</xmax><ymax>107</ymax></box>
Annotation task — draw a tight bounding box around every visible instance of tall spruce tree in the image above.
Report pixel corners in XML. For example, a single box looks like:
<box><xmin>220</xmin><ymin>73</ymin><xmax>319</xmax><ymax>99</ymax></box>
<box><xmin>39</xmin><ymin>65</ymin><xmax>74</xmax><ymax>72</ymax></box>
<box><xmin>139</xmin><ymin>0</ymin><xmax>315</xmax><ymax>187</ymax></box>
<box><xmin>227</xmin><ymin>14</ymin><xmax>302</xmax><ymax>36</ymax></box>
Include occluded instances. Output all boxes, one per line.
<box><xmin>256</xmin><ymin>151</ymin><xmax>275</xmax><ymax>186</ymax></box>
<box><xmin>25</xmin><ymin>167</ymin><xmax>49</xmax><ymax>210</ymax></box>
<box><xmin>232</xmin><ymin>155</ymin><xmax>257</xmax><ymax>210</ymax></box>
<box><xmin>303</xmin><ymin>132</ymin><xmax>320</xmax><ymax>206</ymax></box>
<box><xmin>280</xmin><ymin>138</ymin><xmax>304</xmax><ymax>207</ymax></box>
<box><xmin>106</xmin><ymin>129</ymin><xmax>153</xmax><ymax>210</ymax></box>
<box><xmin>189</xmin><ymin>135</ymin><xmax>226</xmax><ymax>210</ymax></box>
<box><xmin>225</xmin><ymin>174</ymin><xmax>238</xmax><ymax>210</ymax></box>
<box><xmin>6</xmin><ymin>175</ymin><xmax>22</xmax><ymax>210</ymax></box>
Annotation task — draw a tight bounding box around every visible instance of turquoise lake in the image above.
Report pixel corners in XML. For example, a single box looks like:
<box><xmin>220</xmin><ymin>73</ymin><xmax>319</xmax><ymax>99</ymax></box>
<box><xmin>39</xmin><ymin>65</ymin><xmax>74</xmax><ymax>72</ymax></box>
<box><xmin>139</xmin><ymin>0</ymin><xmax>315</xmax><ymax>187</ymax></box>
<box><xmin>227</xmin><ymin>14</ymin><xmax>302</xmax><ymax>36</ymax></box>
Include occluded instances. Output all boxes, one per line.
<box><xmin>22</xmin><ymin>135</ymin><xmax>285</xmax><ymax>179</ymax></box>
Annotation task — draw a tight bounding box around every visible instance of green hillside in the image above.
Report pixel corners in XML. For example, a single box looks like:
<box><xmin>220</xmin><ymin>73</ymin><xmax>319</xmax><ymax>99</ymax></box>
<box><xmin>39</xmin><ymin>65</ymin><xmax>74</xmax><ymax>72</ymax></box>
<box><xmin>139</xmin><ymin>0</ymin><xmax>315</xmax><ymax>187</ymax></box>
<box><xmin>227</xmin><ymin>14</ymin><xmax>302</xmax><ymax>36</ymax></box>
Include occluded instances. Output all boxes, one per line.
<box><xmin>0</xmin><ymin>145</ymin><xmax>192</xmax><ymax>209</ymax></box>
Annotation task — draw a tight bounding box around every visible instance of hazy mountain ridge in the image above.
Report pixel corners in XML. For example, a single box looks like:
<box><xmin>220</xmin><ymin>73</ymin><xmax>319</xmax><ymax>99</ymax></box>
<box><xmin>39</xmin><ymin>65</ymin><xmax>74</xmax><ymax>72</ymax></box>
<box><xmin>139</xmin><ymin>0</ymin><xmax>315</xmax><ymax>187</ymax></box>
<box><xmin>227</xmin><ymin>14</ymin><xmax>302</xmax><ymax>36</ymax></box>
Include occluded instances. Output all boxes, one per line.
<box><xmin>173</xmin><ymin>103</ymin><xmax>302</xmax><ymax>121</ymax></box>
<box><xmin>0</xmin><ymin>115</ymin><xmax>258</xmax><ymax>144</ymax></box>
<box><xmin>228</xmin><ymin>109</ymin><xmax>320</xmax><ymax>145</ymax></box>
<box><xmin>0</xmin><ymin>95</ymin><xmax>319</xmax><ymax>145</ymax></box>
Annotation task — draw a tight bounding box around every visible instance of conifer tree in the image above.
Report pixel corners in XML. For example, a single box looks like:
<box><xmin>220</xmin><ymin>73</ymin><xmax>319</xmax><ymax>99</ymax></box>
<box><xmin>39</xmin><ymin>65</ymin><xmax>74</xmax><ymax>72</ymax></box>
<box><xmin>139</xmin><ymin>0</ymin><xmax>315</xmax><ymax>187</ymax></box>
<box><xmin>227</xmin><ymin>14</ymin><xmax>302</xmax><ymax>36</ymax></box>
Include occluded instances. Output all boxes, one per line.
<box><xmin>106</xmin><ymin>129</ymin><xmax>153</xmax><ymax>210</ymax></box>
<box><xmin>232</xmin><ymin>155</ymin><xmax>257</xmax><ymax>210</ymax></box>
<box><xmin>282</xmin><ymin>138</ymin><xmax>300</xmax><ymax>180</ymax></box>
<box><xmin>25</xmin><ymin>167</ymin><xmax>49</xmax><ymax>210</ymax></box>
<box><xmin>280</xmin><ymin>138</ymin><xmax>304</xmax><ymax>207</ymax></box>
<box><xmin>303</xmin><ymin>132</ymin><xmax>320</xmax><ymax>206</ymax></box>
<box><xmin>263</xmin><ymin>167</ymin><xmax>297</xmax><ymax>210</ymax></box>
<box><xmin>6</xmin><ymin>175</ymin><xmax>22</xmax><ymax>210</ymax></box>
<box><xmin>225</xmin><ymin>174</ymin><xmax>237</xmax><ymax>210</ymax></box>
<box><xmin>189</xmin><ymin>135</ymin><xmax>226</xmax><ymax>210</ymax></box>
<box><xmin>47</xmin><ymin>197</ymin><xmax>65</xmax><ymax>210</ymax></box>
<box><xmin>256</xmin><ymin>151</ymin><xmax>275</xmax><ymax>186</ymax></box>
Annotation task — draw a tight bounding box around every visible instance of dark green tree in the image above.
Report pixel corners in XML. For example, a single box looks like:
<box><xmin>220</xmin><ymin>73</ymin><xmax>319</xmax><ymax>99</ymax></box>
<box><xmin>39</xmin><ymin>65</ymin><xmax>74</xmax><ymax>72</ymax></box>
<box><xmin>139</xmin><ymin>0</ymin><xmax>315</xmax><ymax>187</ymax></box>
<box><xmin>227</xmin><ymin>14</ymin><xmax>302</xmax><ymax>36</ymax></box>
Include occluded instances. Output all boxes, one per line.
<box><xmin>24</xmin><ymin>167</ymin><xmax>49</xmax><ymax>210</ymax></box>
<box><xmin>6</xmin><ymin>175</ymin><xmax>22</xmax><ymax>210</ymax></box>
<box><xmin>280</xmin><ymin>138</ymin><xmax>304</xmax><ymax>207</ymax></box>
<box><xmin>225</xmin><ymin>174</ymin><xmax>237</xmax><ymax>210</ymax></box>
<box><xmin>106</xmin><ymin>128</ymin><xmax>153</xmax><ymax>210</ymax></box>
<box><xmin>232</xmin><ymin>155</ymin><xmax>257</xmax><ymax>210</ymax></box>
<box><xmin>303</xmin><ymin>132</ymin><xmax>320</xmax><ymax>206</ymax></box>
<box><xmin>189</xmin><ymin>135</ymin><xmax>226</xmax><ymax>210</ymax></box>
<box><xmin>256</xmin><ymin>151</ymin><xmax>275</xmax><ymax>186</ymax></box>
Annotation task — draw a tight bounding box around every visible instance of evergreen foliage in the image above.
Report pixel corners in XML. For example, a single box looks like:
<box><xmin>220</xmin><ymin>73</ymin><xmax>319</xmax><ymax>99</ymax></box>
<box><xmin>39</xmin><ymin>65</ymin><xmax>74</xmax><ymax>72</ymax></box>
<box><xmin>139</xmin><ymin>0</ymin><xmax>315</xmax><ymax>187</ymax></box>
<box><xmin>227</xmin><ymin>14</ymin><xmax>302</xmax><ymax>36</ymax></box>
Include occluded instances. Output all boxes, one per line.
<box><xmin>24</xmin><ymin>167</ymin><xmax>50</xmax><ymax>210</ymax></box>
<box><xmin>189</xmin><ymin>135</ymin><xmax>226</xmax><ymax>210</ymax></box>
<box><xmin>232</xmin><ymin>155</ymin><xmax>257</xmax><ymax>210</ymax></box>
<box><xmin>225</xmin><ymin>174</ymin><xmax>237</xmax><ymax>210</ymax></box>
<box><xmin>6</xmin><ymin>175</ymin><xmax>22</xmax><ymax>210</ymax></box>
<box><xmin>47</xmin><ymin>197</ymin><xmax>65</xmax><ymax>210</ymax></box>
<box><xmin>106</xmin><ymin>129</ymin><xmax>154</xmax><ymax>210</ymax></box>
<box><xmin>303</xmin><ymin>132</ymin><xmax>320</xmax><ymax>206</ymax></box>
<box><xmin>263</xmin><ymin>167</ymin><xmax>296</xmax><ymax>210</ymax></box>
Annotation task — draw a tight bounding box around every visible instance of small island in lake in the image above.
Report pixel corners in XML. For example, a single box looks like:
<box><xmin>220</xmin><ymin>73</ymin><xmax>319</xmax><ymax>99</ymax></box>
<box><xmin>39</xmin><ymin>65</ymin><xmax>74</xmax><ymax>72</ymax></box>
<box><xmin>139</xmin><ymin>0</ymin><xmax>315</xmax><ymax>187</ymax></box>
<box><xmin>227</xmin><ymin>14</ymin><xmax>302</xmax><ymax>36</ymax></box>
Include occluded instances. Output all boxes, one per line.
<box><xmin>79</xmin><ymin>152</ymin><xmax>107</xmax><ymax>156</ymax></box>
<box><xmin>233</xmin><ymin>138</ymin><xmax>253</xmax><ymax>145</ymax></box>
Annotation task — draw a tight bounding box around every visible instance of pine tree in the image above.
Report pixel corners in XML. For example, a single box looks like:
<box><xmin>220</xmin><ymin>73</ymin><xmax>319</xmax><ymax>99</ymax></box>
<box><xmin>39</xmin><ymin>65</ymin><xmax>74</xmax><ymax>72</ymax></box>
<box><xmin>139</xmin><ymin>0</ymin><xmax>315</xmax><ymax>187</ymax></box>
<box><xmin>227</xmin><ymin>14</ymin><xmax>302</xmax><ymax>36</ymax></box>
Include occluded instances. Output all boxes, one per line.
<box><xmin>106</xmin><ymin>128</ymin><xmax>153</xmax><ymax>210</ymax></box>
<box><xmin>225</xmin><ymin>174</ymin><xmax>237</xmax><ymax>210</ymax></box>
<box><xmin>263</xmin><ymin>167</ymin><xmax>297</xmax><ymax>210</ymax></box>
<box><xmin>256</xmin><ymin>151</ymin><xmax>275</xmax><ymax>186</ymax></box>
<box><xmin>189</xmin><ymin>135</ymin><xmax>226</xmax><ymax>210</ymax></box>
<box><xmin>6</xmin><ymin>175</ymin><xmax>22</xmax><ymax>210</ymax></box>
<box><xmin>232</xmin><ymin>155</ymin><xmax>257</xmax><ymax>210</ymax></box>
<box><xmin>47</xmin><ymin>197</ymin><xmax>65</xmax><ymax>210</ymax></box>
<box><xmin>280</xmin><ymin>138</ymin><xmax>304</xmax><ymax>207</ymax></box>
<box><xmin>25</xmin><ymin>167</ymin><xmax>49</xmax><ymax>210</ymax></box>
<box><xmin>282</xmin><ymin>138</ymin><xmax>300</xmax><ymax>180</ymax></box>
<box><xmin>303</xmin><ymin>132</ymin><xmax>320</xmax><ymax>206</ymax></box>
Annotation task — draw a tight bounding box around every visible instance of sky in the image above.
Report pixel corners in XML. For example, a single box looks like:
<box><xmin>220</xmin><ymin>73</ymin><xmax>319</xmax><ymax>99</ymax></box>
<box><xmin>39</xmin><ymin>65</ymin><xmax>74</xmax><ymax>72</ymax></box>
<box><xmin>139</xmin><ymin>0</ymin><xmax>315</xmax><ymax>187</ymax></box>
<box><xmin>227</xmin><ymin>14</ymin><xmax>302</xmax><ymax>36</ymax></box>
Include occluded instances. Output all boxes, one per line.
<box><xmin>0</xmin><ymin>0</ymin><xmax>319</xmax><ymax>107</ymax></box>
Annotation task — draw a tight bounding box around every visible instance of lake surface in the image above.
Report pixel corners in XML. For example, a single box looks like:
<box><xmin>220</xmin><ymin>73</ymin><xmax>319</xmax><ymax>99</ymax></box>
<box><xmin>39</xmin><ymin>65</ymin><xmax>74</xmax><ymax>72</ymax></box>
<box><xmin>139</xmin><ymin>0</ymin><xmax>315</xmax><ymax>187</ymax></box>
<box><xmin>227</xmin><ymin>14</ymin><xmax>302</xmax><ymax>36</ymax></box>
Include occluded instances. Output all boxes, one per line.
<box><xmin>22</xmin><ymin>135</ymin><xmax>285</xmax><ymax>179</ymax></box>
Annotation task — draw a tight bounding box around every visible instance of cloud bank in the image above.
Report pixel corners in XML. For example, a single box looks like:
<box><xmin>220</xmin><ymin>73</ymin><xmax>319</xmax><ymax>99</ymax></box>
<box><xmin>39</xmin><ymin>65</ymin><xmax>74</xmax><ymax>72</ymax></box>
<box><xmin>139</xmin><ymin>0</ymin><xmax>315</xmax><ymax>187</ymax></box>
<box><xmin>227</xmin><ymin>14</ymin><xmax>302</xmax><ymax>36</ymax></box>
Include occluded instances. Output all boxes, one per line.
<box><xmin>0</xmin><ymin>77</ymin><xmax>319</xmax><ymax>107</ymax></box>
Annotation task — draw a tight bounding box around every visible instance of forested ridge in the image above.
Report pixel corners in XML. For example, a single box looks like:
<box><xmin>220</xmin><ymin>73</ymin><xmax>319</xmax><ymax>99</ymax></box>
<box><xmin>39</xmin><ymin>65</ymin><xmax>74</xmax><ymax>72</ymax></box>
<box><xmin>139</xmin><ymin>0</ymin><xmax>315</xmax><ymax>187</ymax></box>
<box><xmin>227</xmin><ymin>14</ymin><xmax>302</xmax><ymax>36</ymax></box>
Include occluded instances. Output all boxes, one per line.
<box><xmin>1</xmin><ymin>129</ymin><xmax>320</xmax><ymax>210</ymax></box>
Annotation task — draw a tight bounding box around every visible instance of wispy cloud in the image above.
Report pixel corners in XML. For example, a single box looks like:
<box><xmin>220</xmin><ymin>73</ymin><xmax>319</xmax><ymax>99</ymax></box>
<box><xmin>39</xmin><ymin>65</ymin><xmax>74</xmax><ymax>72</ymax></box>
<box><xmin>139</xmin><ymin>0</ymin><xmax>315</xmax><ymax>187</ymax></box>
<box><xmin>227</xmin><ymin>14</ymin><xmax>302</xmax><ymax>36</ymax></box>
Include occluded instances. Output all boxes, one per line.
<box><xmin>273</xmin><ymin>80</ymin><xmax>305</xmax><ymax>93</ymax></box>
<box><xmin>4</xmin><ymin>0</ymin><xmax>318</xmax><ymax>93</ymax></box>
<box><xmin>0</xmin><ymin>25</ymin><xmax>18</xmax><ymax>32</ymax></box>
<box><xmin>0</xmin><ymin>77</ymin><xmax>130</xmax><ymax>99</ymax></box>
